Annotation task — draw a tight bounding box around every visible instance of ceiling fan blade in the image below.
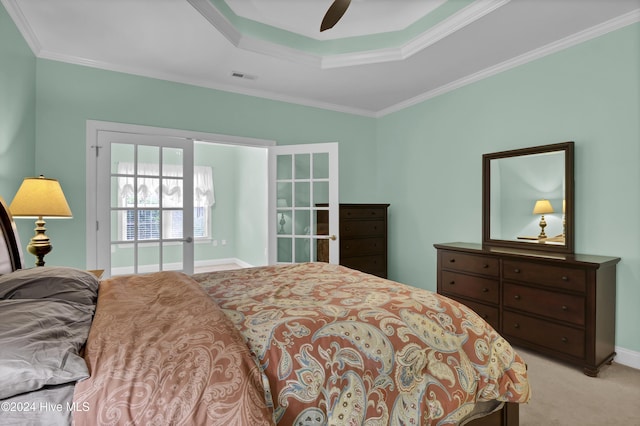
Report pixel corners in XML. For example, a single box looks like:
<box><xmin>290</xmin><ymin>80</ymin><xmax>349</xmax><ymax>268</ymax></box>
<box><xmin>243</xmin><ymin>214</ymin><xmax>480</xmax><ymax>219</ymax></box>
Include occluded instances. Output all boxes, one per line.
<box><xmin>320</xmin><ymin>0</ymin><xmax>351</xmax><ymax>32</ymax></box>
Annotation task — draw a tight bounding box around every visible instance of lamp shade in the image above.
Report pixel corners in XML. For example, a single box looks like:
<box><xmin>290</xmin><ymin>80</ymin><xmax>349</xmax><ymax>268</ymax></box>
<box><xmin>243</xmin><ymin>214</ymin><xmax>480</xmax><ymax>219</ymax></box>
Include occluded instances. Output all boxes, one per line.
<box><xmin>532</xmin><ymin>199</ymin><xmax>554</xmax><ymax>215</ymax></box>
<box><xmin>9</xmin><ymin>176</ymin><xmax>72</xmax><ymax>218</ymax></box>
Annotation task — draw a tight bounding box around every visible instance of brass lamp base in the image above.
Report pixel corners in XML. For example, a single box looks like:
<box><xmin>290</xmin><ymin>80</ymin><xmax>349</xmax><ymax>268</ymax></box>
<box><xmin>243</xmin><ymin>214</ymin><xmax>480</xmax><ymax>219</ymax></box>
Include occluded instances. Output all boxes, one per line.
<box><xmin>27</xmin><ymin>217</ymin><xmax>52</xmax><ymax>267</ymax></box>
<box><xmin>537</xmin><ymin>214</ymin><xmax>548</xmax><ymax>239</ymax></box>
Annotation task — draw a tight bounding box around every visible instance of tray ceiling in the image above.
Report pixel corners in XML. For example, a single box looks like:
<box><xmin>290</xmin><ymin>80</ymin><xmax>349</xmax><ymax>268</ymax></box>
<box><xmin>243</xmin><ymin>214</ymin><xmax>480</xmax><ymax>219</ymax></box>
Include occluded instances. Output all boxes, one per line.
<box><xmin>3</xmin><ymin>0</ymin><xmax>639</xmax><ymax>117</ymax></box>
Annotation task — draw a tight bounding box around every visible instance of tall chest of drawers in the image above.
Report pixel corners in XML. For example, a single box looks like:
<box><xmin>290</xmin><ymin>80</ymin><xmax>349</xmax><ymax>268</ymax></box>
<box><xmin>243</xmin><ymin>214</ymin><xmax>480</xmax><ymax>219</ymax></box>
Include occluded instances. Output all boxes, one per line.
<box><xmin>435</xmin><ymin>242</ymin><xmax>620</xmax><ymax>376</ymax></box>
<box><xmin>318</xmin><ymin>204</ymin><xmax>389</xmax><ymax>278</ymax></box>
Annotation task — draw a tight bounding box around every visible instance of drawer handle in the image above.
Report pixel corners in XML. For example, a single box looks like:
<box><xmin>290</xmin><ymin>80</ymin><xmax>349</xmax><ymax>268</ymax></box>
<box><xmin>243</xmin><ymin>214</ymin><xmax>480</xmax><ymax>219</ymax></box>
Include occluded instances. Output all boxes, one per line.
<box><xmin>513</xmin><ymin>268</ymin><xmax>520</xmax><ymax>273</ymax></box>
<box><xmin>514</xmin><ymin>295</ymin><xmax>521</xmax><ymax>300</ymax></box>
<box><xmin>448</xmin><ymin>280</ymin><xmax>456</xmax><ymax>285</ymax></box>
<box><xmin>482</xmin><ymin>288</ymin><xmax>489</xmax><ymax>293</ymax></box>
<box><xmin>345</xmin><ymin>245</ymin><xmax>350</xmax><ymax>249</ymax></box>
<box><xmin>561</xmin><ymin>276</ymin><xmax>569</xmax><ymax>281</ymax></box>
<box><xmin>561</xmin><ymin>337</ymin><xmax>568</xmax><ymax>343</ymax></box>
<box><xmin>449</xmin><ymin>259</ymin><xmax>456</xmax><ymax>263</ymax></box>
<box><xmin>561</xmin><ymin>305</ymin><xmax>568</xmax><ymax>311</ymax></box>
<box><xmin>483</xmin><ymin>264</ymin><xmax>489</xmax><ymax>269</ymax></box>
<box><xmin>513</xmin><ymin>323</ymin><xmax>520</xmax><ymax>329</ymax></box>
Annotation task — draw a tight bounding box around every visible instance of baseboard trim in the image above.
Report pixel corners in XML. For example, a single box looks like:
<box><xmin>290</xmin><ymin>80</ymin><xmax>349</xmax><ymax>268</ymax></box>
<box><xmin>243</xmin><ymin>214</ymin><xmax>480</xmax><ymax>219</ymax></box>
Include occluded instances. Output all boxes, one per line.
<box><xmin>614</xmin><ymin>346</ymin><xmax>640</xmax><ymax>370</ymax></box>
<box><xmin>195</xmin><ymin>258</ymin><xmax>253</xmax><ymax>269</ymax></box>
<box><xmin>111</xmin><ymin>258</ymin><xmax>254</xmax><ymax>276</ymax></box>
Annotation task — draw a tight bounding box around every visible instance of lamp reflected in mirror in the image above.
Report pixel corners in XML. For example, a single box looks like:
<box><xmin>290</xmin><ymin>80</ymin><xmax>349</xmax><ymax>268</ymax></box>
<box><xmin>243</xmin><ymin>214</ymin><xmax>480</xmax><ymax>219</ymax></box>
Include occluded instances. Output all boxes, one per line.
<box><xmin>532</xmin><ymin>199</ymin><xmax>554</xmax><ymax>239</ymax></box>
<box><xmin>277</xmin><ymin>198</ymin><xmax>288</xmax><ymax>234</ymax></box>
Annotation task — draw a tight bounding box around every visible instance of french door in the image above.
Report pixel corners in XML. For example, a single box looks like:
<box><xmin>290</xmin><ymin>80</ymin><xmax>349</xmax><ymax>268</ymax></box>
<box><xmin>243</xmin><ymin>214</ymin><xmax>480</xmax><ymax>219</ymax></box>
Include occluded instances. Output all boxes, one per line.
<box><xmin>269</xmin><ymin>143</ymin><xmax>339</xmax><ymax>265</ymax></box>
<box><xmin>94</xmin><ymin>131</ymin><xmax>194</xmax><ymax>277</ymax></box>
<box><xmin>87</xmin><ymin>122</ymin><xmax>339</xmax><ymax>276</ymax></box>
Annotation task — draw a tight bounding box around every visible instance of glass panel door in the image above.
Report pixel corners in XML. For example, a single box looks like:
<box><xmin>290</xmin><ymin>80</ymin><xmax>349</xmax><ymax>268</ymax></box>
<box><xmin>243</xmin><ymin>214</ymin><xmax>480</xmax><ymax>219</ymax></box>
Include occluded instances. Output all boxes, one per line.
<box><xmin>96</xmin><ymin>132</ymin><xmax>194</xmax><ymax>277</ymax></box>
<box><xmin>269</xmin><ymin>143</ymin><xmax>338</xmax><ymax>264</ymax></box>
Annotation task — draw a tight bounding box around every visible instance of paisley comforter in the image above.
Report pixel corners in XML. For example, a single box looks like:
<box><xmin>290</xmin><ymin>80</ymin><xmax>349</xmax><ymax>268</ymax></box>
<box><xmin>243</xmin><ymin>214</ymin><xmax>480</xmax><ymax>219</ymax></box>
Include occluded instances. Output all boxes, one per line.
<box><xmin>72</xmin><ymin>271</ymin><xmax>273</xmax><ymax>426</ymax></box>
<box><xmin>194</xmin><ymin>262</ymin><xmax>531</xmax><ymax>425</ymax></box>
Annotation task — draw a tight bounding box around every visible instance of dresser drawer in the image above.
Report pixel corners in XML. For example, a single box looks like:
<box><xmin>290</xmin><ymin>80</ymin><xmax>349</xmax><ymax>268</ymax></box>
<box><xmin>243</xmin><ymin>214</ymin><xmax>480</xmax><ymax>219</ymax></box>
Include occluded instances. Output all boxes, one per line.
<box><xmin>341</xmin><ymin>206</ymin><xmax>386</xmax><ymax>219</ymax></box>
<box><xmin>341</xmin><ymin>255</ymin><xmax>386</xmax><ymax>277</ymax></box>
<box><xmin>503</xmin><ymin>283</ymin><xmax>585</xmax><ymax>325</ymax></box>
<box><xmin>440</xmin><ymin>251</ymin><xmax>499</xmax><ymax>277</ymax></box>
<box><xmin>451</xmin><ymin>297</ymin><xmax>500</xmax><ymax>331</ymax></box>
<box><xmin>341</xmin><ymin>237</ymin><xmax>385</xmax><ymax>257</ymax></box>
<box><xmin>503</xmin><ymin>260</ymin><xmax>586</xmax><ymax>292</ymax></box>
<box><xmin>341</xmin><ymin>220</ymin><xmax>385</xmax><ymax>237</ymax></box>
<box><xmin>441</xmin><ymin>271</ymin><xmax>499</xmax><ymax>304</ymax></box>
<box><xmin>503</xmin><ymin>311</ymin><xmax>585</xmax><ymax>358</ymax></box>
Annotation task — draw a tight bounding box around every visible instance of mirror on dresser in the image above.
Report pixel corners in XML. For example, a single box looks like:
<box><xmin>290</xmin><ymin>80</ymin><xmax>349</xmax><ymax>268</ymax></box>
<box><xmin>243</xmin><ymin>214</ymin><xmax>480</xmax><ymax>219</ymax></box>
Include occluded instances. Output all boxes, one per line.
<box><xmin>482</xmin><ymin>141</ymin><xmax>574</xmax><ymax>254</ymax></box>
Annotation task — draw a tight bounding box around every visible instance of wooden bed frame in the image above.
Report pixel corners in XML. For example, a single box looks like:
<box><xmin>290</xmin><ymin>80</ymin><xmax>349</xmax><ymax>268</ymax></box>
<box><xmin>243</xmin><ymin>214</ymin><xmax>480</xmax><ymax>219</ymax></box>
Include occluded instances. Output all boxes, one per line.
<box><xmin>0</xmin><ymin>196</ymin><xmax>22</xmax><ymax>272</ymax></box>
<box><xmin>469</xmin><ymin>402</ymin><xmax>519</xmax><ymax>426</ymax></box>
<box><xmin>0</xmin><ymin>196</ymin><xmax>519</xmax><ymax>425</ymax></box>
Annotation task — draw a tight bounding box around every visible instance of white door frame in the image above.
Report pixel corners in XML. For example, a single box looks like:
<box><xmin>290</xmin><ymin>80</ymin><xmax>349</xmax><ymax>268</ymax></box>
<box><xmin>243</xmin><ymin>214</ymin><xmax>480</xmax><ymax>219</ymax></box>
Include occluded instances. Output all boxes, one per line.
<box><xmin>85</xmin><ymin>120</ymin><xmax>275</xmax><ymax>270</ymax></box>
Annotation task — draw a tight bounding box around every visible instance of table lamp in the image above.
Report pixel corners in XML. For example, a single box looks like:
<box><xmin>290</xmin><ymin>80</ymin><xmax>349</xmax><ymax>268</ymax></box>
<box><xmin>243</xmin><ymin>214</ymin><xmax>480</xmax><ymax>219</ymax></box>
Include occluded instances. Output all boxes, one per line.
<box><xmin>532</xmin><ymin>199</ymin><xmax>554</xmax><ymax>239</ymax></box>
<box><xmin>9</xmin><ymin>175</ymin><xmax>72</xmax><ymax>267</ymax></box>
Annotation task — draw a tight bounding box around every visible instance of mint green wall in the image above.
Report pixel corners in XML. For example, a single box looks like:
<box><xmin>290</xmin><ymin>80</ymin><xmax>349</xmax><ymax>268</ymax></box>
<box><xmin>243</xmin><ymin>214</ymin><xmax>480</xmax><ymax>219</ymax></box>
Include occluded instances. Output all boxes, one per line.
<box><xmin>235</xmin><ymin>145</ymin><xmax>268</xmax><ymax>266</ymax></box>
<box><xmin>3</xmin><ymin>0</ymin><xmax>638</xmax><ymax>355</ymax></box>
<box><xmin>33</xmin><ymin>59</ymin><xmax>377</xmax><ymax>268</ymax></box>
<box><xmin>194</xmin><ymin>143</ymin><xmax>238</xmax><ymax>262</ymax></box>
<box><xmin>0</xmin><ymin>5</ymin><xmax>35</xmax><ymax>207</ymax></box>
<box><xmin>193</xmin><ymin>142</ymin><xmax>268</xmax><ymax>267</ymax></box>
<box><xmin>377</xmin><ymin>23</ymin><xmax>640</xmax><ymax>353</ymax></box>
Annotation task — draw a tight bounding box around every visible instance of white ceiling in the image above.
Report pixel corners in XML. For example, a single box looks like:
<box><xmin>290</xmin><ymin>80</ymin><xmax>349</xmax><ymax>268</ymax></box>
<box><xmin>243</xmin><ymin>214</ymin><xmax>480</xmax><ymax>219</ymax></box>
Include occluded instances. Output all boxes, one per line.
<box><xmin>3</xmin><ymin>0</ymin><xmax>639</xmax><ymax>117</ymax></box>
<box><xmin>224</xmin><ymin>0</ymin><xmax>449</xmax><ymax>40</ymax></box>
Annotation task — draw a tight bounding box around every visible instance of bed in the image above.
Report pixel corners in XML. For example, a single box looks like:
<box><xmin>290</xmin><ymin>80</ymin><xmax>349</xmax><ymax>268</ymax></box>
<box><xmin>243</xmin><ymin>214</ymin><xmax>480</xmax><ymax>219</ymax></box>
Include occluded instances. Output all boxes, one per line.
<box><xmin>0</xmin><ymin>196</ymin><xmax>530</xmax><ymax>425</ymax></box>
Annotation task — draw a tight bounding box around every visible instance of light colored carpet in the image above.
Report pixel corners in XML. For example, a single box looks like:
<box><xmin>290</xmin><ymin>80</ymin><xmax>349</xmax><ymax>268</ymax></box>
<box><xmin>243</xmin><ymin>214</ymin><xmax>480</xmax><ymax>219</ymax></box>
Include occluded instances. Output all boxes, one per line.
<box><xmin>517</xmin><ymin>347</ymin><xmax>640</xmax><ymax>425</ymax></box>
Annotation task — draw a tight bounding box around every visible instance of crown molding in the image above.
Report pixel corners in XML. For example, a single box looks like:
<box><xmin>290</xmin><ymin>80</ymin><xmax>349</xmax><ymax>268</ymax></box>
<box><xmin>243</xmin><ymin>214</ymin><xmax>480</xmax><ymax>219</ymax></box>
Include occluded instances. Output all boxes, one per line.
<box><xmin>187</xmin><ymin>0</ymin><xmax>242</xmax><ymax>46</ymax></box>
<box><xmin>1</xmin><ymin>0</ymin><xmax>42</xmax><ymax>55</ymax></box>
<box><xmin>402</xmin><ymin>0</ymin><xmax>509</xmax><ymax>59</ymax></box>
<box><xmin>189</xmin><ymin>0</ymin><xmax>511</xmax><ymax>69</ymax></box>
<box><xmin>4</xmin><ymin>0</ymin><xmax>637</xmax><ymax>118</ymax></box>
<box><xmin>36</xmin><ymin>49</ymin><xmax>376</xmax><ymax>118</ymax></box>
<box><xmin>324</xmin><ymin>0</ymin><xmax>509</xmax><ymax>69</ymax></box>
<box><xmin>377</xmin><ymin>8</ymin><xmax>640</xmax><ymax>117</ymax></box>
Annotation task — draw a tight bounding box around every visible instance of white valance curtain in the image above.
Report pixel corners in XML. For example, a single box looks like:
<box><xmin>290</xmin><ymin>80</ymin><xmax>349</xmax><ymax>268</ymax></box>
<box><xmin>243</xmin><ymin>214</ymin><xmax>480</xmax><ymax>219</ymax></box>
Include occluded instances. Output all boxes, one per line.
<box><xmin>117</xmin><ymin>163</ymin><xmax>215</xmax><ymax>208</ymax></box>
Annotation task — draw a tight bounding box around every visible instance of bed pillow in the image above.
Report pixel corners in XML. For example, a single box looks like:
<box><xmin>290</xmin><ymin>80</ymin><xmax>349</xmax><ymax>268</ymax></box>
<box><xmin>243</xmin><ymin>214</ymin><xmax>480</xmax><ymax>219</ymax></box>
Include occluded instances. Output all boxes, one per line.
<box><xmin>0</xmin><ymin>266</ymin><xmax>99</xmax><ymax>305</ymax></box>
<box><xmin>0</xmin><ymin>298</ymin><xmax>94</xmax><ymax>399</ymax></box>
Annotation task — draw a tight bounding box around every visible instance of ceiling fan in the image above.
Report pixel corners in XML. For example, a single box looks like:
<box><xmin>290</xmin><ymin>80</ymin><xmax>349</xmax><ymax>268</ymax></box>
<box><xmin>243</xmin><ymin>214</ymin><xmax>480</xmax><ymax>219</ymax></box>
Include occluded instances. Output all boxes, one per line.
<box><xmin>320</xmin><ymin>0</ymin><xmax>351</xmax><ymax>32</ymax></box>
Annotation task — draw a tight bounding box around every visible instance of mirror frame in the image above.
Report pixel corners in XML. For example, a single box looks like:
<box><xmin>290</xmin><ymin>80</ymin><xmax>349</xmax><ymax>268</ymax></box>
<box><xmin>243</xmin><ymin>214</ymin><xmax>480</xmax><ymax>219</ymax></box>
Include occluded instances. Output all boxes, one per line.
<box><xmin>482</xmin><ymin>141</ymin><xmax>575</xmax><ymax>254</ymax></box>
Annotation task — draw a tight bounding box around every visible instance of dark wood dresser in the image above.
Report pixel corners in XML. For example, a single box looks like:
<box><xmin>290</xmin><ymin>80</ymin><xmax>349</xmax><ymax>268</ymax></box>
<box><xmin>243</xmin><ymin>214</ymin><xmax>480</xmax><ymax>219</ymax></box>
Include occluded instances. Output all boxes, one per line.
<box><xmin>434</xmin><ymin>242</ymin><xmax>620</xmax><ymax>376</ymax></box>
<box><xmin>318</xmin><ymin>204</ymin><xmax>389</xmax><ymax>278</ymax></box>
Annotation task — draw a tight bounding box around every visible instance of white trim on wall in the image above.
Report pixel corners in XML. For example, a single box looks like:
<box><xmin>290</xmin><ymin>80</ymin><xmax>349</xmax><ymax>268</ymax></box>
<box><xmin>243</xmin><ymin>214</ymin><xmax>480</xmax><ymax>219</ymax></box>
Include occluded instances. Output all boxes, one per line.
<box><xmin>111</xmin><ymin>257</ymin><xmax>253</xmax><ymax>276</ymax></box>
<box><xmin>615</xmin><ymin>346</ymin><xmax>640</xmax><ymax>371</ymax></box>
<box><xmin>7</xmin><ymin>0</ymin><xmax>637</xmax><ymax>118</ymax></box>
<box><xmin>377</xmin><ymin>9</ymin><xmax>640</xmax><ymax>117</ymax></box>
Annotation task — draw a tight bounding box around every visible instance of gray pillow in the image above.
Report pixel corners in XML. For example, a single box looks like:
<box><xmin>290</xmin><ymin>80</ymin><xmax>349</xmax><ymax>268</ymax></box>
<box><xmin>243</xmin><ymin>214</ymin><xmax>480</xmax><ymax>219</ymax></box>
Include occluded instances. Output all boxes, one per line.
<box><xmin>0</xmin><ymin>298</ymin><xmax>93</xmax><ymax>399</ymax></box>
<box><xmin>0</xmin><ymin>266</ymin><xmax>98</xmax><ymax>305</ymax></box>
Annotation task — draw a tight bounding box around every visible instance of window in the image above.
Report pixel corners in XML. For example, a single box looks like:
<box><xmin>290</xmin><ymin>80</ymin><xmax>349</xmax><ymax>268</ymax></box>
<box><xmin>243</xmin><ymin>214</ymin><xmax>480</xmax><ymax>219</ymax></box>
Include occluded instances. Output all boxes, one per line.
<box><xmin>117</xmin><ymin>163</ymin><xmax>214</xmax><ymax>242</ymax></box>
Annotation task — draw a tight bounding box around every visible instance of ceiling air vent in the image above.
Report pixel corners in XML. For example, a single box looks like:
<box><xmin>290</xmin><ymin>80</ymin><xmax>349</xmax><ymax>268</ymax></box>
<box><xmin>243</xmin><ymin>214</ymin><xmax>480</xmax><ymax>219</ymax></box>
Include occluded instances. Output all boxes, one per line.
<box><xmin>231</xmin><ymin>71</ymin><xmax>257</xmax><ymax>80</ymax></box>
